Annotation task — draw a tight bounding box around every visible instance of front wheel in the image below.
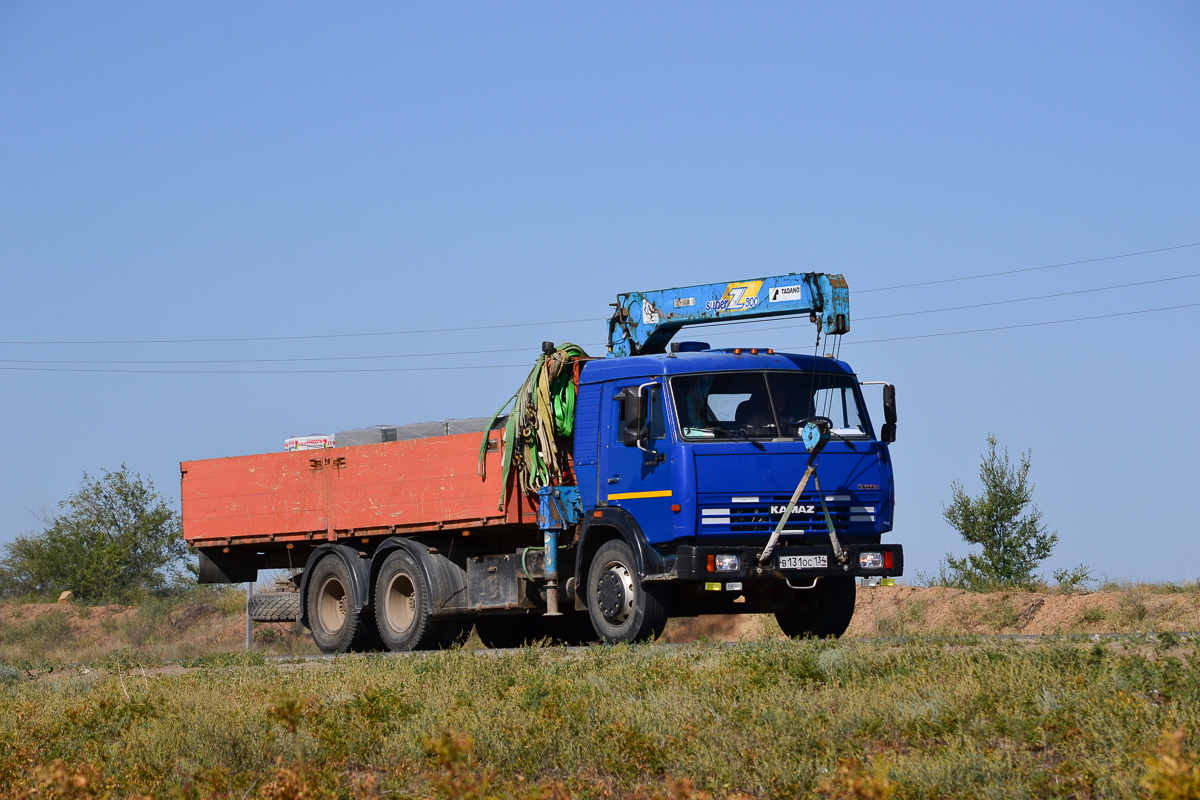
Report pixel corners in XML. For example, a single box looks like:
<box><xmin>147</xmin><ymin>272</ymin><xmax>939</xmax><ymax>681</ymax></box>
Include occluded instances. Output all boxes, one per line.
<box><xmin>586</xmin><ymin>540</ymin><xmax>668</xmax><ymax>644</ymax></box>
<box><xmin>775</xmin><ymin>576</ymin><xmax>856</xmax><ymax>639</ymax></box>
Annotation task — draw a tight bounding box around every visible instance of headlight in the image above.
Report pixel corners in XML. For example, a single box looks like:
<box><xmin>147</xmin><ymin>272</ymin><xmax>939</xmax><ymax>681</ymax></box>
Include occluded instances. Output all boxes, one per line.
<box><xmin>714</xmin><ymin>554</ymin><xmax>740</xmax><ymax>572</ymax></box>
<box><xmin>859</xmin><ymin>552</ymin><xmax>883</xmax><ymax>569</ymax></box>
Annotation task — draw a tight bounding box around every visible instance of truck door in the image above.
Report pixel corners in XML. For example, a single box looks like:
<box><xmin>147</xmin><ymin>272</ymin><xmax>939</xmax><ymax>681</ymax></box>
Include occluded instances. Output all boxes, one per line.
<box><xmin>602</xmin><ymin>379</ymin><xmax>674</xmax><ymax>544</ymax></box>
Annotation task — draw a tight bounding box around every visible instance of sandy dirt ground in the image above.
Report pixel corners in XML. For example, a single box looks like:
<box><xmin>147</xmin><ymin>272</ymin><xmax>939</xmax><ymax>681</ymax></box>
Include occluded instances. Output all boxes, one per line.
<box><xmin>3</xmin><ymin>584</ymin><xmax>1198</xmax><ymax>664</ymax></box>
<box><xmin>662</xmin><ymin>584</ymin><xmax>1200</xmax><ymax>642</ymax></box>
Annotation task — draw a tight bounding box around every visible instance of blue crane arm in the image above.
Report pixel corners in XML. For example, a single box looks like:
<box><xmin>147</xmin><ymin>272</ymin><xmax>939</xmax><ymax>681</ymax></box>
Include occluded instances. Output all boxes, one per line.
<box><xmin>606</xmin><ymin>273</ymin><xmax>849</xmax><ymax>357</ymax></box>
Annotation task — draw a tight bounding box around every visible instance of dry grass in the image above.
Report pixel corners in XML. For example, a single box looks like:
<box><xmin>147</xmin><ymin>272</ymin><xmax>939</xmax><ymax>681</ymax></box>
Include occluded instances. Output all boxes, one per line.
<box><xmin>2</xmin><ymin>583</ymin><xmax>1200</xmax><ymax>797</ymax></box>
<box><xmin>0</xmin><ymin>587</ymin><xmax>317</xmax><ymax>666</ymax></box>
<box><xmin>1</xmin><ymin>637</ymin><xmax>1198</xmax><ymax>798</ymax></box>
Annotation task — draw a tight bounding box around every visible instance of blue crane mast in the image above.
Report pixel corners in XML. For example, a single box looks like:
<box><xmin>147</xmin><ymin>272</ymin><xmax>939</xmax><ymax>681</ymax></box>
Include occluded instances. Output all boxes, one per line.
<box><xmin>606</xmin><ymin>272</ymin><xmax>850</xmax><ymax>357</ymax></box>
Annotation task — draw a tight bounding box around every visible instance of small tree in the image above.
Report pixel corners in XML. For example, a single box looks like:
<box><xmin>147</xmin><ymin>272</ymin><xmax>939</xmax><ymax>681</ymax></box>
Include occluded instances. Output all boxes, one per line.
<box><xmin>0</xmin><ymin>466</ymin><xmax>187</xmax><ymax>603</ymax></box>
<box><xmin>941</xmin><ymin>434</ymin><xmax>1058</xmax><ymax>590</ymax></box>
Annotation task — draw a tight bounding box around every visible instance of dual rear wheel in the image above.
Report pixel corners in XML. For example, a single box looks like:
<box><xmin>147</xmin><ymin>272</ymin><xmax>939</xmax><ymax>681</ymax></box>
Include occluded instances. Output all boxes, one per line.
<box><xmin>373</xmin><ymin>549</ymin><xmax>471</xmax><ymax>651</ymax></box>
<box><xmin>305</xmin><ymin>556</ymin><xmax>381</xmax><ymax>653</ymax></box>
<box><xmin>305</xmin><ymin>551</ymin><xmax>469</xmax><ymax>654</ymax></box>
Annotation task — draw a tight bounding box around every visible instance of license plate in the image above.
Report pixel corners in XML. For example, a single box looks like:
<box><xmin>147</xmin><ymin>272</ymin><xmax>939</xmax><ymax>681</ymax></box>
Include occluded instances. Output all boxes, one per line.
<box><xmin>778</xmin><ymin>554</ymin><xmax>827</xmax><ymax>570</ymax></box>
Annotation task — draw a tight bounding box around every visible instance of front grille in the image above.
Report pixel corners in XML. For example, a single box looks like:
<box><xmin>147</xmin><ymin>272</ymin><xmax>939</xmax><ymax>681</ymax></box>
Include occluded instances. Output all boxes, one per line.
<box><xmin>698</xmin><ymin>494</ymin><xmax>877</xmax><ymax>536</ymax></box>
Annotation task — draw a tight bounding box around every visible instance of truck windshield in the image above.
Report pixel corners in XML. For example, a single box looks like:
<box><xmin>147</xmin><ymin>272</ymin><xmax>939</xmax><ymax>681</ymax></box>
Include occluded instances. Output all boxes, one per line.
<box><xmin>670</xmin><ymin>371</ymin><xmax>870</xmax><ymax>441</ymax></box>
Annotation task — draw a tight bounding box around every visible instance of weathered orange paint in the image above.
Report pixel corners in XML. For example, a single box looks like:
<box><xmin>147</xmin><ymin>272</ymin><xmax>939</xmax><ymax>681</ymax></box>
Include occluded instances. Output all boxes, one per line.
<box><xmin>181</xmin><ymin>431</ymin><xmax>526</xmax><ymax>548</ymax></box>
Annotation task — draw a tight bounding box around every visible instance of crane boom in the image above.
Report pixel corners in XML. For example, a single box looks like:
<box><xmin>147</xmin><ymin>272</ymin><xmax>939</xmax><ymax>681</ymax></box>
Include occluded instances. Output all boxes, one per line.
<box><xmin>606</xmin><ymin>272</ymin><xmax>849</xmax><ymax>357</ymax></box>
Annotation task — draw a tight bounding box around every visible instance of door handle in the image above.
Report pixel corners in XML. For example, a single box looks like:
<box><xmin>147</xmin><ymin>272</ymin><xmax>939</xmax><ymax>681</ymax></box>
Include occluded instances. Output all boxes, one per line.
<box><xmin>607</xmin><ymin>477</ymin><xmax>620</xmax><ymax>484</ymax></box>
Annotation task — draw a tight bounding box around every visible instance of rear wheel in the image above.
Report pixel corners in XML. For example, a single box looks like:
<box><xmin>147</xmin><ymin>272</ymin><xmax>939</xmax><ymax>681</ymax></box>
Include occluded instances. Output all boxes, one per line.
<box><xmin>586</xmin><ymin>540</ymin><xmax>669</xmax><ymax>644</ymax></box>
<box><xmin>374</xmin><ymin>549</ymin><xmax>445</xmax><ymax>652</ymax></box>
<box><xmin>306</xmin><ymin>556</ymin><xmax>379</xmax><ymax>653</ymax></box>
<box><xmin>775</xmin><ymin>576</ymin><xmax>856</xmax><ymax>638</ymax></box>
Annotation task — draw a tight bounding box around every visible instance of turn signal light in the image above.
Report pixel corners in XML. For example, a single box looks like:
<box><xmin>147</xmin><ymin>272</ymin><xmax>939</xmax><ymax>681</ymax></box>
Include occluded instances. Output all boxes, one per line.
<box><xmin>884</xmin><ymin>551</ymin><xmax>894</xmax><ymax>570</ymax></box>
<box><xmin>706</xmin><ymin>554</ymin><xmax>716</xmax><ymax>572</ymax></box>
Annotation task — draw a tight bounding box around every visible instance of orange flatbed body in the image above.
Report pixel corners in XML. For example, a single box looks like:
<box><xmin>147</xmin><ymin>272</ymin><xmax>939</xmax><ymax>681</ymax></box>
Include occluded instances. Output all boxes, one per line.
<box><xmin>181</xmin><ymin>430</ymin><xmax>530</xmax><ymax>549</ymax></box>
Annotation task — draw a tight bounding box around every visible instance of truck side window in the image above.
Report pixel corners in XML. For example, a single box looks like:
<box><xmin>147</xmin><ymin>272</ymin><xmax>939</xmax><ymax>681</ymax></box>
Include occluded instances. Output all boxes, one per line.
<box><xmin>620</xmin><ymin>384</ymin><xmax>666</xmax><ymax>441</ymax></box>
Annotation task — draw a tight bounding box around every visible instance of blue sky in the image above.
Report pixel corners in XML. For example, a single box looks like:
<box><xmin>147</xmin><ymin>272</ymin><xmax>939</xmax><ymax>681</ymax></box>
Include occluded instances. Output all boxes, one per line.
<box><xmin>2</xmin><ymin>2</ymin><xmax>1198</xmax><ymax>583</ymax></box>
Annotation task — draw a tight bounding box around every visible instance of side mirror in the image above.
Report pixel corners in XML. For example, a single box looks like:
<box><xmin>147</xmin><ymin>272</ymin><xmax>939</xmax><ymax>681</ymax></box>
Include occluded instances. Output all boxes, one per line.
<box><xmin>621</xmin><ymin>388</ymin><xmax>648</xmax><ymax>447</ymax></box>
<box><xmin>882</xmin><ymin>383</ymin><xmax>896</xmax><ymax>443</ymax></box>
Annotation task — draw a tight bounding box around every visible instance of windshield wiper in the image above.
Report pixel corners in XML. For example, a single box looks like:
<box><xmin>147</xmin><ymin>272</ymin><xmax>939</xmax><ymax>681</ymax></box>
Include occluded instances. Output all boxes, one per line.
<box><xmin>706</xmin><ymin>426</ymin><xmax>766</xmax><ymax>450</ymax></box>
<box><xmin>779</xmin><ymin>419</ymin><xmax>860</xmax><ymax>451</ymax></box>
<box><xmin>827</xmin><ymin>431</ymin><xmax>859</xmax><ymax>451</ymax></box>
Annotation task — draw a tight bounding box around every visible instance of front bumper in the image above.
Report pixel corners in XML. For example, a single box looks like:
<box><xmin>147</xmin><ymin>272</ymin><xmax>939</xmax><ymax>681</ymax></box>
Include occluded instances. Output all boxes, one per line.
<box><xmin>673</xmin><ymin>543</ymin><xmax>904</xmax><ymax>581</ymax></box>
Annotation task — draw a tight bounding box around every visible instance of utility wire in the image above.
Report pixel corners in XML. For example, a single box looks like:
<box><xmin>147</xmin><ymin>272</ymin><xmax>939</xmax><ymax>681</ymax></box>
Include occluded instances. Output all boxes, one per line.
<box><xmin>3</xmin><ymin>273</ymin><xmax>1197</xmax><ymax>366</ymax></box>
<box><xmin>0</xmin><ymin>362</ymin><xmax>534</xmax><ymax>375</ymax></box>
<box><xmin>0</xmin><ymin>317</ymin><xmax>597</xmax><ymax>346</ymax></box>
<box><xmin>837</xmin><ymin>302</ymin><xmax>1200</xmax><ymax>346</ymax></box>
<box><xmin>856</xmin><ymin>242</ymin><xmax>1200</xmax><ymax>294</ymax></box>
<box><xmin>0</xmin><ymin>345</ymin><xmax>549</xmax><ymax>366</ymax></box>
<box><xmin>1</xmin><ymin>241</ymin><xmax>1196</xmax><ymax>347</ymax></box>
<box><xmin>2</xmin><ymin>302</ymin><xmax>1196</xmax><ymax>374</ymax></box>
<box><xmin>691</xmin><ymin>271</ymin><xmax>1200</xmax><ymax>337</ymax></box>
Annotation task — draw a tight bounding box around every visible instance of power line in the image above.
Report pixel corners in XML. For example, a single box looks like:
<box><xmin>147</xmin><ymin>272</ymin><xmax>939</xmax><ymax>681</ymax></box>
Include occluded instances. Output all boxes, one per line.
<box><xmin>0</xmin><ymin>344</ymin><xmax>551</xmax><ymax>366</ymax></box>
<box><xmin>840</xmin><ymin>302</ymin><xmax>1200</xmax><ymax>346</ymax></box>
<box><xmin>0</xmin><ymin>317</ymin><xmax>598</xmax><ymax>346</ymax></box>
<box><xmin>1</xmin><ymin>241</ymin><xmax>1195</xmax><ymax>347</ymax></box>
<box><xmin>0</xmin><ymin>362</ymin><xmax>534</xmax><ymax>375</ymax></box>
<box><xmin>2</xmin><ymin>302</ymin><xmax>1196</xmax><ymax>374</ymax></box>
<box><xmin>856</xmin><ymin>273</ymin><xmax>1200</xmax><ymax>321</ymax></box>
<box><xmin>684</xmin><ymin>272</ymin><xmax>1200</xmax><ymax>337</ymax></box>
<box><xmin>4</xmin><ymin>272</ymin><xmax>1197</xmax><ymax>366</ymax></box>
<box><xmin>856</xmin><ymin>242</ymin><xmax>1200</xmax><ymax>294</ymax></box>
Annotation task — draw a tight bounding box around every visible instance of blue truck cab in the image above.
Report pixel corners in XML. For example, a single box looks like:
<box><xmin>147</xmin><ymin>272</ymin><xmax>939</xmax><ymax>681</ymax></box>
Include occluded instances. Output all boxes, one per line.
<box><xmin>567</xmin><ymin>343</ymin><xmax>903</xmax><ymax>642</ymax></box>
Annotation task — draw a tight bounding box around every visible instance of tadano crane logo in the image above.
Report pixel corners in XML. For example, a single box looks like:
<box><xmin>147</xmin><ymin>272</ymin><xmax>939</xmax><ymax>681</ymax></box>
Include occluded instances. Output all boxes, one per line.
<box><xmin>705</xmin><ymin>280</ymin><xmax>764</xmax><ymax>312</ymax></box>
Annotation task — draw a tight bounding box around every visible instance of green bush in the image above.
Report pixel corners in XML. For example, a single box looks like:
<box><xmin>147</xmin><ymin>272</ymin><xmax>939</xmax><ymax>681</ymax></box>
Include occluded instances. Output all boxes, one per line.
<box><xmin>0</xmin><ymin>466</ymin><xmax>187</xmax><ymax>603</ymax></box>
<box><xmin>941</xmin><ymin>435</ymin><xmax>1061</xmax><ymax>591</ymax></box>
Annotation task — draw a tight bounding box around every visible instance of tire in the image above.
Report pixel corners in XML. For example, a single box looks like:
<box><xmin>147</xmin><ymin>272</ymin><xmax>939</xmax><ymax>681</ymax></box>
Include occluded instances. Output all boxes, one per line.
<box><xmin>248</xmin><ymin>591</ymin><xmax>300</xmax><ymax>622</ymax></box>
<box><xmin>373</xmin><ymin>549</ymin><xmax>444</xmax><ymax>652</ymax></box>
<box><xmin>305</xmin><ymin>555</ymin><xmax>380</xmax><ymax>654</ymax></box>
<box><xmin>775</xmin><ymin>576</ymin><xmax>856</xmax><ymax>639</ymax></box>
<box><xmin>586</xmin><ymin>539</ymin><xmax>669</xmax><ymax>644</ymax></box>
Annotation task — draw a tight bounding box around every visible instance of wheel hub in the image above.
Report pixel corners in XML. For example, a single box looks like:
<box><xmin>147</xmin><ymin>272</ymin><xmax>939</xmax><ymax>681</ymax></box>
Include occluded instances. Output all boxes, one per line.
<box><xmin>316</xmin><ymin>576</ymin><xmax>348</xmax><ymax>634</ymax></box>
<box><xmin>596</xmin><ymin>564</ymin><xmax>635</xmax><ymax>624</ymax></box>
